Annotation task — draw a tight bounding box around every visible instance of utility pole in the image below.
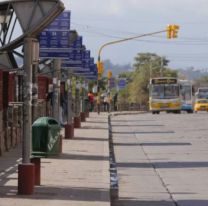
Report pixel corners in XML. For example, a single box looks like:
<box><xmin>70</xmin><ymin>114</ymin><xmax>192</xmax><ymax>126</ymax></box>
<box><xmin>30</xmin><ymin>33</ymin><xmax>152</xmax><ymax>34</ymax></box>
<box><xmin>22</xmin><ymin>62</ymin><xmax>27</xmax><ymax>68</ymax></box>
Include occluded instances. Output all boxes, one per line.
<box><xmin>160</xmin><ymin>57</ymin><xmax>163</xmax><ymax>77</ymax></box>
<box><xmin>107</xmin><ymin>70</ymin><xmax>112</xmax><ymax>112</ymax></box>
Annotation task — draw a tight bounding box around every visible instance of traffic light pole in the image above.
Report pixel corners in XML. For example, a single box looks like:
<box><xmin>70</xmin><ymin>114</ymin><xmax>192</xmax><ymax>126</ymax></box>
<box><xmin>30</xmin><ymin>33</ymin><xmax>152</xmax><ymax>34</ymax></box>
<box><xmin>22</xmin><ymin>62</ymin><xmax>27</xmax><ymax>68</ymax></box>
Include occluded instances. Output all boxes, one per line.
<box><xmin>97</xmin><ymin>30</ymin><xmax>166</xmax><ymax>62</ymax></box>
<box><xmin>96</xmin><ymin>29</ymin><xmax>167</xmax><ymax>94</ymax></box>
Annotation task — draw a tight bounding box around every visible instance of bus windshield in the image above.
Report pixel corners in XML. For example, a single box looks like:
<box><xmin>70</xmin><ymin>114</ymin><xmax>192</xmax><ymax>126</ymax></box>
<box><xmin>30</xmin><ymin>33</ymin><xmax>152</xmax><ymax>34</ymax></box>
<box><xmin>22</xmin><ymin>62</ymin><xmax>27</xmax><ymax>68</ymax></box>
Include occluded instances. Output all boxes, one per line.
<box><xmin>151</xmin><ymin>84</ymin><xmax>179</xmax><ymax>99</ymax></box>
<box><xmin>196</xmin><ymin>88</ymin><xmax>208</xmax><ymax>99</ymax></box>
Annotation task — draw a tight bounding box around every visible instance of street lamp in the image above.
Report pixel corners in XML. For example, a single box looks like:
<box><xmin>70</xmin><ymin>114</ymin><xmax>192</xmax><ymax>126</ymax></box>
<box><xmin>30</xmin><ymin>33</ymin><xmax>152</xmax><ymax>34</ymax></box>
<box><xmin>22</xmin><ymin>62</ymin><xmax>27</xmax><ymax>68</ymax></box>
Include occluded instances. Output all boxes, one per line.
<box><xmin>0</xmin><ymin>10</ymin><xmax>11</xmax><ymax>32</ymax></box>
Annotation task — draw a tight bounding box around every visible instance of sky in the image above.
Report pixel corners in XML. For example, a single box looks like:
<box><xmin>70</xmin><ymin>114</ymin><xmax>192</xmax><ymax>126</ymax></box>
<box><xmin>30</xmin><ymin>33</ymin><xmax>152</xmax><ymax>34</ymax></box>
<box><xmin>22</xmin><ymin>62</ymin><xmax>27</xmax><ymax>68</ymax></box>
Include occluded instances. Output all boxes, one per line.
<box><xmin>62</xmin><ymin>0</ymin><xmax>208</xmax><ymax>70</ymax></box>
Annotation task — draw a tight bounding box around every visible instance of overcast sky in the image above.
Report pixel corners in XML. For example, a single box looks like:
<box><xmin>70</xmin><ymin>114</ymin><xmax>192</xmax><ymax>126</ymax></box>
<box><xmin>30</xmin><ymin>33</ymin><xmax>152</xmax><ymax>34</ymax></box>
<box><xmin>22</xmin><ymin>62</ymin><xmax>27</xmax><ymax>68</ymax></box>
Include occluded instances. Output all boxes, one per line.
<box><xmin>63</xmin><ymin>0</ymin><xmax>208</xmax><ymax>70</ymax></box>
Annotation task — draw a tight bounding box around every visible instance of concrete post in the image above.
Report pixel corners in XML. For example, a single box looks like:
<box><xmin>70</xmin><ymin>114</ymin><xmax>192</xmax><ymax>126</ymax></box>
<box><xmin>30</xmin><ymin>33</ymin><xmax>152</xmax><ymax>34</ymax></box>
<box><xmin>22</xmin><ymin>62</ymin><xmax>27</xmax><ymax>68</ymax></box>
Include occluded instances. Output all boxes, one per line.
<box><xmin>18</xmin><ymin>37</ymin><xmax>38</xmax><ymax>195</ymax></box>
<box><xmin>74</xmin><ymin>79</ymin><xmax>81</xmax><ymax>128</ymax></box>
<box><xmin>52</xmin><ymin>59</ymin><xmax>61</xmax><ymax>123</ymax></box>
<box><xmin>80</xmin><ymin>81</ymin><xmax>86</xmax><ymax>122</ymax></box>
<box><xmin>65</xmin><ymin>70</ymin><xmax>74</xmax><ymax>139</ymax></box>
<box><xmin>32</xmin><ymin>64</ymin><xmax>38</xmax><ymax>122</ymax></box>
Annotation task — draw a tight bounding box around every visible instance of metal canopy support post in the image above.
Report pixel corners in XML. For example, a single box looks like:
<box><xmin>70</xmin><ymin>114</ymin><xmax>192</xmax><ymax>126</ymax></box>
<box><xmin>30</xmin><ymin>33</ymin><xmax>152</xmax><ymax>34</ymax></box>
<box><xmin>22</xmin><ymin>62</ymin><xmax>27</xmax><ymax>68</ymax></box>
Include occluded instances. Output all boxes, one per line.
<box><xmin>74</xmin><ymin>79</ymin><xmax>81</xmax><ymax>128</ymax></box>
<box><xmin>32</xmin><ymin>63</ymin><xmax>38</xmax><ymax>122</ymax></box>
<box><xmin>52</xmin><ymin>59</ymin><xmax>61</xmax><ymax>123</ymax></box>
<box><xmin>67</xmin><ymin>71</ymin><xmax>73</xmax><ymax>124</ymax></box>
<box><xmin>65</xmin><ymin>70</ymin><xmax>74</xmax><ymax>139</ymax></box>
<box><xmin>18</xmin><ymin>37</ymin><xmax>39</xmax><ymax>195</ymax></box>
<box><xmin>22</xmin><ymin>37</ymin><xmax>38</xmax><ymax>164</ymax></box>
<box><xmin>80</xmin><ymin>81</ymin><xmax>86</xmax><ymax>122</ymax></box>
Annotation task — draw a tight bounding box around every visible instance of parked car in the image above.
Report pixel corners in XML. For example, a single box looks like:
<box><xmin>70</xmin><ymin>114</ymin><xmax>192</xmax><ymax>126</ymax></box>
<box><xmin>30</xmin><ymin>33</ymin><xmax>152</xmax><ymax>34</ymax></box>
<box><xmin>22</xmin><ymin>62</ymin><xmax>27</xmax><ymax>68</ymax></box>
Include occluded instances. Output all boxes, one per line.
<box><xmin>194</xmin><ymin>99</ymin><xmax>208</xmax><ymax>112</ymax></box>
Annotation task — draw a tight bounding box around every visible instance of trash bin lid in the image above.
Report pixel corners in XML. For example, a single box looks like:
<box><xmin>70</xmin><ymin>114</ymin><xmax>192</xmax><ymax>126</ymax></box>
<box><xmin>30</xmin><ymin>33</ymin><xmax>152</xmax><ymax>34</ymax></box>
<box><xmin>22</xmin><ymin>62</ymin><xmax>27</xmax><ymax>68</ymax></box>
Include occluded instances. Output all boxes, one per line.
<box><xmin>32</xmin><ymin>117</ymin><xmax>59</xmax><ymax>127</ymax></box>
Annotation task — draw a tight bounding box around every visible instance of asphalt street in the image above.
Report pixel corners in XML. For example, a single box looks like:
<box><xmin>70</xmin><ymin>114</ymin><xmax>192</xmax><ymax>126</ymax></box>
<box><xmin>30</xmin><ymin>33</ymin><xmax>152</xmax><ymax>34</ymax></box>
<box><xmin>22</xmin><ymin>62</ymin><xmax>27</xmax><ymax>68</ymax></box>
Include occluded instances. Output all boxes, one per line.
<box><xmin>111</xmin><ymin>112</ymin><xmax>208</xmax><ymax>206</ymax></box>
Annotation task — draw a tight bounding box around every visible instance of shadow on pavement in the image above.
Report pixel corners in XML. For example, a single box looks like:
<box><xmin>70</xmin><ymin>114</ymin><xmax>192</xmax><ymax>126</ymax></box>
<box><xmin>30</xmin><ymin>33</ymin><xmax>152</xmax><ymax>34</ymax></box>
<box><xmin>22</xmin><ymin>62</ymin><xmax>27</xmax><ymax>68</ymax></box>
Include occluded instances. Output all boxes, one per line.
<box><xmin>113</xmin><ymin>131</ymin><xmax>175</xmax><ymax>134</ymax></box>
<box><xmin>0</xmin><ymin>165</ymin><xmax>18</xmax><ymax>187</ymax></box>
<box><xmin>140</xmin><ymin>142</ymin><xmax>191</xmax><ymax>146</ymax></box>
<box><xmin>112</xmin><ymin>124</ymin><xmax>165</xmax><ymax>127</ymax></box>
<box><xmin>112</xmin><ymin>198</ymin><xmax>208</xmax><ymax>206</ymax></box>
<box><xmin>112</xmin><ymin>120</ymin><xmax>155</xmax><ymax>122</ymax></box>
<box><xmin>86</xmin><ymin>120</ymin><xmax>107</xmax><ymax>124</ymax></box>
<box><xmin>117</xmin><ymin>161</ymin><xmax>208</xmax><ymax>169</ymax></box>
<box><xmin>71</xmin><ymin>137</ymin><xmax>108</xmax><ymax>142</ymax></box>
<box><xmin>0</xmin><ymin>154</ymin><xmax>21</xmax><ymax>187</ymax></box>
<box><xmin>0</xmin><ymin>185</ymin><xmax>109</xmax><ymax>202</ymax></box>
<box><xmin>114</xmin><ymin>142</ymin><xmax>191</xmax><ymax>147</ymax></box>
<box><xmin>112</xmin><ymin>198</ymin><xmax>175</xmax><ymax>206</ymax></box>
<box><xmin>54</xmin><ymin>153</ymin><xmax>109</xmax><ymax>161</ymax></box>
<box><xmin>79</xmin><ymin>126</ymin><xmax>108</xmax><ymax>130</ymax></box>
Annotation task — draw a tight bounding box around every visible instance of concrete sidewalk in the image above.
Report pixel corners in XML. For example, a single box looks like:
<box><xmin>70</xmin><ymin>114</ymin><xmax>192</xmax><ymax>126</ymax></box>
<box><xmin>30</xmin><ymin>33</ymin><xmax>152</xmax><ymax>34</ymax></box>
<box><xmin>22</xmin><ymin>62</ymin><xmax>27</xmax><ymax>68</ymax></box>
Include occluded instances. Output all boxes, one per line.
<box><xmin>0</xmin><ymin>113</ymin><xmax>110</xmax><ymax>206</ymax></box>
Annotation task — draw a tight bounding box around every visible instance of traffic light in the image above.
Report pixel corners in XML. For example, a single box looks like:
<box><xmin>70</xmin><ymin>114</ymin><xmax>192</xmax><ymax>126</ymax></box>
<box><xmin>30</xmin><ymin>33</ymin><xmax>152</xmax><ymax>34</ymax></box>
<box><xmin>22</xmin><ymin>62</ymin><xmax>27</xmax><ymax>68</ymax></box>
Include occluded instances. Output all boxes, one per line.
<box><xmin>172</xmin><ymin>25</ymin><xmax>180</xmax><ymax>38</ymax></box>
<box><xmin>97</xmin><ymin>61</ymin><xmax>104</xmax><ymax>74</ymax></box>
<box><xmin>166</xmin><ymin>24</ymin><xmax>180</xmax><ymax>39</ymax></box>
<box><xmin>166</xmin><ymin>25</ymin><xmax>172</xmax><ymax>39</ymax></box>
<box><xmin>107</xmin><ymin>70</ymin><xmax>112</xmax><ymax>79</ymax></box>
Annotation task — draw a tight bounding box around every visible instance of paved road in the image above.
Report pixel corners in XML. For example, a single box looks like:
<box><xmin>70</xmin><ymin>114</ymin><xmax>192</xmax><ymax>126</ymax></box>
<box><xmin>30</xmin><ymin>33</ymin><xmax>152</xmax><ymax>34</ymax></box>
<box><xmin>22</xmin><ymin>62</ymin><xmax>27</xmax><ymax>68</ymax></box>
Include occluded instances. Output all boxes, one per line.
<box><xmin>111</xmin><ymin>112</ymin><xmax>208</xmax><ymax>206</ymax></box>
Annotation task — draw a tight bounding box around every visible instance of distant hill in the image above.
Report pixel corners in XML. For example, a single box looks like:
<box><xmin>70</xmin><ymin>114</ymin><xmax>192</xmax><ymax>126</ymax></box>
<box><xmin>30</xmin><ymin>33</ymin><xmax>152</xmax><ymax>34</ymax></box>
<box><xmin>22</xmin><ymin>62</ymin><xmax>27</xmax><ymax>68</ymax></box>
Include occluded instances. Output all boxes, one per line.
<box><xmin>102</xmin><ymin>60</ymin><xmax>208</xmax><ymax>81</ymax></box>
<box><xmin>178</xmin><ymin>67</ymin><xmax>208</xmax><ymax>80</ymax></box>
<box><xmin>103</xmin><ymin>59</ymin><xmax>133</xmax><ymax>76</ymax></box>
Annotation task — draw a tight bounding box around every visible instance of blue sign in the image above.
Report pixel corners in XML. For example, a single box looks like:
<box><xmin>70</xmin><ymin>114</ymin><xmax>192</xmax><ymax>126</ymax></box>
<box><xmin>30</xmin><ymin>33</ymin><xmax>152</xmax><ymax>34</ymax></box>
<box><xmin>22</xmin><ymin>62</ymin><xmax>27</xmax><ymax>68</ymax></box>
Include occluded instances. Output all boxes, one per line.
<box><xmin>62</xmin><ymin>60</ymin><xmax>82</xmax><ymax>68</ymax></box>
<box><xmin>110</xmin><ymin>78</ymin><xmax>116</xmax><ymax>88</ymax></box>
<box><xmin>40</xmin><ymin>50</ymin><xmax>71</xmax><ymax>59</ymax></box>
<box><xmin>39</xmin><ymin>30</ymin><xmax>70</xmax><ymax>49</ymax></box>
<box><xmin>118</xmin><ymin>79</ymin><xmax>126</xmax><ymax>89</ymax></box>
<box><xmin>82</xmin><ymin>50</ymin><xmax>90</xmax><ymax>60</ymax></box>
<box><xmin>82</xmin><ymin>59</ymin><xmax>90</xmax><ymax>68</ymax></box>
<box><xmin>70</xmin><ymin>36</ymin><xmax>82</xmax><ymax>48</ymax></box>
<box><xmin>45</xmin><ymin>11</ymin><xmax>71</xmax><ymax>30</ymax></box>
<box><xmin>73</xmin><ymin>70</ymin><xmax>92</xmax><ymax>74</ymax></box>
<box><xmin>39</xmin><ymin>10</ymin><xmax>71</xmax><ymax>58</ymax></box>
<box><xmin>72</xmin><ymin>50</ymin><xmax>82</xmax><ymax>61</ymax></box>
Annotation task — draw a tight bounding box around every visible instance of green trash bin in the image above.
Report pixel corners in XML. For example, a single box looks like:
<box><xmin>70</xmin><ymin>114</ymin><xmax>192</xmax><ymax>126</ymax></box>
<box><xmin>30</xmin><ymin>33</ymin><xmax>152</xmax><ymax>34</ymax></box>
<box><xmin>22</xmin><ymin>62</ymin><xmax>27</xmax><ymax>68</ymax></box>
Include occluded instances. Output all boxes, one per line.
<box><xmin>32</xmin><ymin>117</ymin><xmax>61</xmax><ymax>157</ymax></box>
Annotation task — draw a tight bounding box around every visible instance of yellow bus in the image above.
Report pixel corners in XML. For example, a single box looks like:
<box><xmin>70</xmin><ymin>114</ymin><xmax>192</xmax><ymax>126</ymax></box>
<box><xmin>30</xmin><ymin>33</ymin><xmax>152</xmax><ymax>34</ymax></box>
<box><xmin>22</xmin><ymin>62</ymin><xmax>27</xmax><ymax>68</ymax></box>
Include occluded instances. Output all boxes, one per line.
<box><xmin>149</xmin><ymin>77</ymin><xmax>181</xmax><ymax>114</ymax></box>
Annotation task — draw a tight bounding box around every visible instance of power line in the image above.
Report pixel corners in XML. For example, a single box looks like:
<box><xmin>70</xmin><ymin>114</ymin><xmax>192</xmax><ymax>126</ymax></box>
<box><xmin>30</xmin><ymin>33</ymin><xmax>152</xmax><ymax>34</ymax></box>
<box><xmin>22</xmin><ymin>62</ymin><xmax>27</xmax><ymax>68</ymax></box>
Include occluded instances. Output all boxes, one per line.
<box><xmin>72</xmin><ymin>21</ymin><xmax>208</xmax><ymax>43</ymax></box>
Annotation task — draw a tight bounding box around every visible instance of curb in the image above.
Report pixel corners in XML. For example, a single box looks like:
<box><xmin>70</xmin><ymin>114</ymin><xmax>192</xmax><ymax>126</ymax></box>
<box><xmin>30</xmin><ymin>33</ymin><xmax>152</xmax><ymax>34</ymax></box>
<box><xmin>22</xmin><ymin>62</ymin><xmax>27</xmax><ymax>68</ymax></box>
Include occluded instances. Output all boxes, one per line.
<box><xmin>112</xmin><ymin>111</ymin><xmax>148</xmax><ymax>116</ymax></box>
<box><xmin>108</xmin><ymin>114</ymin><xmax>119</xmax><ymax>201</ymax></box>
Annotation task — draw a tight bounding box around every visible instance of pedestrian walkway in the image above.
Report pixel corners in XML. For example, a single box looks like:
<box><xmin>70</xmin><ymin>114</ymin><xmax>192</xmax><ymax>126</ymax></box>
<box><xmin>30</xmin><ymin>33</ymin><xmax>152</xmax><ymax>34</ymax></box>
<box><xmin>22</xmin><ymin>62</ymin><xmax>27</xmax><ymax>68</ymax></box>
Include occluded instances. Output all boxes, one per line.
<box><xmin>0</xmin><ymin>113</ymin><xmax>110</xmax><ymax>206</ymax></box>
